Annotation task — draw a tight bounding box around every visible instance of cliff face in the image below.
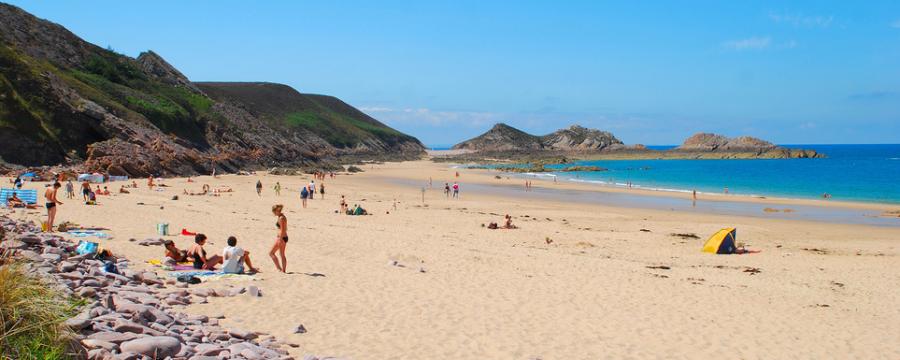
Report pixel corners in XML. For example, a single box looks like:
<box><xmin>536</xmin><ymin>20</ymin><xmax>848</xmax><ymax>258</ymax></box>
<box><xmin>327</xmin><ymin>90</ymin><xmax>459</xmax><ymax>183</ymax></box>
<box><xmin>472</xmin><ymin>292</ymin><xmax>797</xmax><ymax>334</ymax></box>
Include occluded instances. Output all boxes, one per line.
<box><xmin>0</xmin><ymin>3</ymin><xmax>423</xmax><ymax>175</ymax></box>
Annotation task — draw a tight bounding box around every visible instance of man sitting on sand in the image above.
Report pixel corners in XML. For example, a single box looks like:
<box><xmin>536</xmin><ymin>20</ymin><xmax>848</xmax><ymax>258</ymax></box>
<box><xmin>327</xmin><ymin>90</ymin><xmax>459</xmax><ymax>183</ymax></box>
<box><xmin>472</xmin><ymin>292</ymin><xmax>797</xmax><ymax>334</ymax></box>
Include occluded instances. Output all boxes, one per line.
<box><xmin>119</xmin><ymin>185</ymin><xmax>130</xmax><ymax>194</ymax></box>
<box><xmin>222</xmin><ymin>236</ymin><xmax>258</xmax><ymax>274</ymax></box>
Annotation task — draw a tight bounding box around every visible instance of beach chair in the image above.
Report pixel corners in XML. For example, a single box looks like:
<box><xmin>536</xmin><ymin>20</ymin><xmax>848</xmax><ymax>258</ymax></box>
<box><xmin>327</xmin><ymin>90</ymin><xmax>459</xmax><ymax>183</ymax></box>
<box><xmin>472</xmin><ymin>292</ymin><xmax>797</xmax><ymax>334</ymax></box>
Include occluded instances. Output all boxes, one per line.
<box><xmin>0</xmin><ymin>188</ymin><xmax>39</xmax><ymax>206</ymax></box>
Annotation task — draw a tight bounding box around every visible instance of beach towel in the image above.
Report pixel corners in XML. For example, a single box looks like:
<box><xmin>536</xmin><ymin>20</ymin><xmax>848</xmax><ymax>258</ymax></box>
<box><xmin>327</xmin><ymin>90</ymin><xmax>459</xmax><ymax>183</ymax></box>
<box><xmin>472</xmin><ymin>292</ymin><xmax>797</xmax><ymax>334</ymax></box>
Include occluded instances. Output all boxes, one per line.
<box><xmin>67</xmin><ymin>230</ymin><xmax>109</xmax><ymax>238</ymax></box>
<box><xmin>181</xmin><ymin>228</ymin><xmax>197</xmax><ymax>236</ymax></box>
<box><xmin>76</xmin><ymin>241</ymin><xmax>99</xmax><ymax>255</ymax></box>
<box><xmin>1</xmin><ymin>188</ymin><xmax>38</xmax><ymax>205</ymax></box>
<box><xmin>146</xmin><ymin>259</ymin><xmax>195</xmax><ymax>271</ymax></box>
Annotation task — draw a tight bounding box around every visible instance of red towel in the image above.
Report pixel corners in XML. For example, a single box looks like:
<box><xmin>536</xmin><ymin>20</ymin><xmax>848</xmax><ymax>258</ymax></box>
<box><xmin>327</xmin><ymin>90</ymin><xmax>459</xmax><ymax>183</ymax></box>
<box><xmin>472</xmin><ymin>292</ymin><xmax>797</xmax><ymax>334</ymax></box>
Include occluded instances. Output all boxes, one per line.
<box><xmin>181</xmin><ymin>228</ymin><xmax>197</xmax><ymax>236</ymax></box>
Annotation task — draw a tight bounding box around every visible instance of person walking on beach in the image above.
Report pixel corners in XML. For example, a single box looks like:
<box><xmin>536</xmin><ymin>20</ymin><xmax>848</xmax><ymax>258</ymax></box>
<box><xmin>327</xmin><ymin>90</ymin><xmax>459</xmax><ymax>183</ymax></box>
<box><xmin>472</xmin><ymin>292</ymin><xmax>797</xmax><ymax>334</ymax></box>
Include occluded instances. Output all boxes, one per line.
<box><xmin>44</xmin><ymin>182</ymin><xmax>62</xmax><ymax>232</ymax></box>
<box><xmin>444</xmin><ymin>183</ymin><xmax>450</xmax><ymax>198</ymax></box>
<box><xmin>300</xmin><ymin>186</ymin><xmax>308</xmax><ymax>208</ymax></box>
<box><xmin>81</xmin><ymin>180</ymin><xmax>91</xmax><ymax>201</ymax></box>
<box><xmin>270</xmin><ymin>204</ymin><xmax>289</xmax><ymax>273</ymax></box>
<box><xmin>319</xmin><ymin>182</ymin><xmax>325</xmax><ymax>199</ymax></box>
<box><xmin>14</xmin><ymin>176</ymin><xmax>22</xmax><ymax>189</ymax></box>
<box><xmin>274</xmin><ymin>182</ymin><xmax>282</xmax><ymax>196</ymax></box>
<box><xmin>308</xmin><ymin>180</ymin><xmax>315</xmax><ymax>200</ymax></box>
<box><xmin>65</xmin><ymin>180</ymin><xmax>74</xmax><ymax>199</ymax></box>
<box><xmin>452</xmin><ymin>182</ymin><xmax>460</xmax><ymax>199</ymax></box>
<box><xmin>256</xmin><ymin>180</ymin><xmax>263</xmax><ymax>196</ymax></box>
<box><xmin>692</xmin><ymin>189</ymin><xmax>697</xmax><ymax>207</ymax></box>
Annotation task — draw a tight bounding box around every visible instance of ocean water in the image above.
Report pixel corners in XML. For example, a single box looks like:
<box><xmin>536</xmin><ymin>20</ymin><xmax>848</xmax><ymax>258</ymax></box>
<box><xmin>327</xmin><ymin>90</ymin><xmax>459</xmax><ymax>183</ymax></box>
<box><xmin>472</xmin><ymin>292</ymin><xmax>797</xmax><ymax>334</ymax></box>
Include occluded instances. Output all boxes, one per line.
<box><xmin>526</xmin><ymin>144</ymin><xmax>900</xmax><ymax>204</ymax></box>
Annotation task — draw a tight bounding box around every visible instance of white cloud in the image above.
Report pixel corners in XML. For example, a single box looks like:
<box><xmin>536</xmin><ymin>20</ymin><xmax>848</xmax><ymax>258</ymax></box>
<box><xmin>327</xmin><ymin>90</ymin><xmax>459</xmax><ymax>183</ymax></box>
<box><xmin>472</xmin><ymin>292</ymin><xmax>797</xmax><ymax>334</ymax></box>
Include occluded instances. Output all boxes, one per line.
<box><xmin>768</xmin><ymin>12</ymin><xmax>834</xmax><ymax>28</ymax></box>
<box><xmin>891</xmin><ymin>19</ymin><xmax>900</xmax><ymax>28</ymax></box>
<box><xmin>722</xmin><ymin>37</ymin><xmax>771</xmax><ymax>51</ymax></box>
<box><xmin>360</xmin><ymin>106</ymin><xmax>502</xmax><ymax>127</ymax></box>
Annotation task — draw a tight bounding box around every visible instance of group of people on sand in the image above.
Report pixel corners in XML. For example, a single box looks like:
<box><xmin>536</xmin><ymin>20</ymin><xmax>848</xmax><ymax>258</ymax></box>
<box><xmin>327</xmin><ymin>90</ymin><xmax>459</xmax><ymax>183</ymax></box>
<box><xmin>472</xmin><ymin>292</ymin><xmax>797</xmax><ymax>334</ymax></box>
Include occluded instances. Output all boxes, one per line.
<box><xmin>6</xmin><ymin>192</ymin><xmax>37</xmax><ymax>209</ymax></box>
<box><xmin>442</xmin><ymin>182</ymin><xmax>460</xmax><ymax>198</ymax></box>
<box><xmin>312</xmin><ymin>171</ymin><xmax>334</xmax><ymax>181</ymax></box>
<box><xmin>162</xmin><ymin>204</ymin><xmax>291</xmax><ymax>274</ymax></box>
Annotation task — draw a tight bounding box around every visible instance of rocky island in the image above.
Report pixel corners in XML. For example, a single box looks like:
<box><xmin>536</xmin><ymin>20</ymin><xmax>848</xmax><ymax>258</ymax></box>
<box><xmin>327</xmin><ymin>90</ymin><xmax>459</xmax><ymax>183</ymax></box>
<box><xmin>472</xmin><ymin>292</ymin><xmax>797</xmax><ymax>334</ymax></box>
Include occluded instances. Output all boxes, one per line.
<box><xmin>439</xmin><ymin>123</ymin><xmax>822</xmax><ymax>163</ymax></box>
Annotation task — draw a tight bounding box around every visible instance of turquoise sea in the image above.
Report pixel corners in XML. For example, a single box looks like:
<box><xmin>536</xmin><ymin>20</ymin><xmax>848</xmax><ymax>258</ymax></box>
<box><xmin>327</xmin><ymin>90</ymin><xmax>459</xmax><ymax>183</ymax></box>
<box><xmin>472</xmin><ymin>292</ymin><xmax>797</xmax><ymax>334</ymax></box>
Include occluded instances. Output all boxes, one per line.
<box><xmin>484</xmin><ymin>144</ymin><xmax>900</xmax><ymax>204</ymax></box>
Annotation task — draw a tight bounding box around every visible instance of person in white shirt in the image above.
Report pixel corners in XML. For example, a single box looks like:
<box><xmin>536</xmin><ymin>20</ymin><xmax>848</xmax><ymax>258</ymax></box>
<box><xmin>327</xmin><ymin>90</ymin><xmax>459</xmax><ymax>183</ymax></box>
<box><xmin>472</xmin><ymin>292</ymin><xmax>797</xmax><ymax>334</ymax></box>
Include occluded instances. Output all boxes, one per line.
<box><xmin>222</xmin><ymin>236</ymin><xmax>258</xmax><ymax>274</ymax></box>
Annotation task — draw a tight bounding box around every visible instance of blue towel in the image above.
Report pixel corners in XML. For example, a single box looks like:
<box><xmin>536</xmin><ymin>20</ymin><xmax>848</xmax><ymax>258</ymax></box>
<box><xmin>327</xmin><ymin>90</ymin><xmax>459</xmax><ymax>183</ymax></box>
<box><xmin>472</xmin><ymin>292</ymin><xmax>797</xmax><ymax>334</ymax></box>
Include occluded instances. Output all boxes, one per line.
<box><xmin>1</xmin><ymin>188</ymin><xmax>38</xmax><ymax>205</ymax></box>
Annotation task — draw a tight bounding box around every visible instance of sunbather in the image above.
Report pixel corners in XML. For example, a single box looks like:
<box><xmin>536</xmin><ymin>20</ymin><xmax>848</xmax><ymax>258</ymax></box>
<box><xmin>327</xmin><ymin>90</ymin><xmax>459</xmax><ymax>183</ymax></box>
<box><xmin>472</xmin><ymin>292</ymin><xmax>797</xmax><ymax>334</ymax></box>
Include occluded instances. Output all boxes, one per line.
<box><xmin>187</xmin><ymin>233</ymin><xmax>222</xmax><ymax>270</ymax></box>
<box><xmin>502</xmin><ymin>214</ymin><xmax>517</xmax><ymax>229</ymax></box>
<box><xmin>222</xmin><ymin>236</ymin><xmax>258</xmax><ymax>274</ymax></box>
<box><xmin>163</xmin><ymin>240</ymin><xmax>187</xmax><ymax>262</ymax></box>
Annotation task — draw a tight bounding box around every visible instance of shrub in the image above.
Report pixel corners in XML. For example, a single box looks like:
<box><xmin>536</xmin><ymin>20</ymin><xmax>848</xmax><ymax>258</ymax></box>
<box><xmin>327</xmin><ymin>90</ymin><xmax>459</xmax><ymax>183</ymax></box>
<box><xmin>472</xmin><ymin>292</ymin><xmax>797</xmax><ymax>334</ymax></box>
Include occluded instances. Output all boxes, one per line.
<box><xmin>347</xmin><ymin>165</ymin><xmax>363</xmax><ymax>173</ymax></box>
<box><xmin>0</xmin><ymin>261</ymin><xmax>79</xmax><ymax>359</ymax></box>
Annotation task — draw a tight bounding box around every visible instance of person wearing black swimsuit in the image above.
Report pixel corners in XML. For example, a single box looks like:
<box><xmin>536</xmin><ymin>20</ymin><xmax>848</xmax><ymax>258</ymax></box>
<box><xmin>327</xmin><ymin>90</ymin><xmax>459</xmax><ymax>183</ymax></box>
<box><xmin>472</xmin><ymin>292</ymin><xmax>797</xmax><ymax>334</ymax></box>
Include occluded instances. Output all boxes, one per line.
<box><xmin>187</xmin><ymin>234</ymin><xmax>222</xmax><ymax>270</ymax></box>
<box><xmin>269</xmin><ymin>204</ymin><xmax>288</xmax><ymax>273</ymax></box>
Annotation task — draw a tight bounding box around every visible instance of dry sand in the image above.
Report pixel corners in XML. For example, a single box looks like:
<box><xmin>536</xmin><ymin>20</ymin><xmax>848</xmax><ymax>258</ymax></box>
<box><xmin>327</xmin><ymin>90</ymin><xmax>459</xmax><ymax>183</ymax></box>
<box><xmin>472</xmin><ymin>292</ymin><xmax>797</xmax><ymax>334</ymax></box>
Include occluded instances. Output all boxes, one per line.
<box><xmin>10</xmin><ymin>160</ymin><xmax>900</xmax><ymax>359</ymax></box>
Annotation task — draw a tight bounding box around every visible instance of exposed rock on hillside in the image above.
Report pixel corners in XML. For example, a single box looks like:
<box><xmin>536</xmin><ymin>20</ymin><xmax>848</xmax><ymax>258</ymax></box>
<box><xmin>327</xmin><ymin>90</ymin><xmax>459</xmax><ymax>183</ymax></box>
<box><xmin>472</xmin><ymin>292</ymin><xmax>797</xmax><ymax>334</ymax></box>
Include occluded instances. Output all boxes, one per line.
<box><xmin>0</xmin><ymin>3</ymin><xmax>423</xmax><ymax>176</ymax></box>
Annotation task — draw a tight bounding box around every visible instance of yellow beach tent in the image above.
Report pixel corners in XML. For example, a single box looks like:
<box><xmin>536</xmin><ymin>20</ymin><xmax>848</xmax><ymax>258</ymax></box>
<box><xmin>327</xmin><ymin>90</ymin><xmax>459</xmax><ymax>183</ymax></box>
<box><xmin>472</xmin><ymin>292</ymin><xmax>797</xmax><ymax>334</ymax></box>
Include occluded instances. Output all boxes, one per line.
<box><xmin>702</xmin><ymin>228</ymin><xmax>737</xmax><ymax>254</ymax></box>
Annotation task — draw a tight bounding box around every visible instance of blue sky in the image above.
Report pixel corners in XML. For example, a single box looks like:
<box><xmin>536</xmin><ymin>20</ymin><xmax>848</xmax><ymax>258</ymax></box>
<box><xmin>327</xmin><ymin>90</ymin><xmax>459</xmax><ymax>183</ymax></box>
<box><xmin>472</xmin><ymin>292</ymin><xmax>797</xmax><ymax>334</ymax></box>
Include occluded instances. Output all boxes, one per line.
<box><xmin>7</xmin><ymin>1</ymin><xmax>900</xmax><ymax>145</ymax></box>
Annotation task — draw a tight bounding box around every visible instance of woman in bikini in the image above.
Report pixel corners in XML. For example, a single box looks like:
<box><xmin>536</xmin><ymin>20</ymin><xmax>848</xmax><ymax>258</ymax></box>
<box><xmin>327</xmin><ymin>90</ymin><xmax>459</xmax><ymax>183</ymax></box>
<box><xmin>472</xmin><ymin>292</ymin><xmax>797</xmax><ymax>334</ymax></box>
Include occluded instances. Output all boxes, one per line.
<box><xmin>187</xmin><ymin>233</ymin><xmax>222</xmax><ymax>270</ymax></box>
<box><xmin>269</xmin><ymin>204</ymin><xmax>289</xmax><ymax>273</ymax></box>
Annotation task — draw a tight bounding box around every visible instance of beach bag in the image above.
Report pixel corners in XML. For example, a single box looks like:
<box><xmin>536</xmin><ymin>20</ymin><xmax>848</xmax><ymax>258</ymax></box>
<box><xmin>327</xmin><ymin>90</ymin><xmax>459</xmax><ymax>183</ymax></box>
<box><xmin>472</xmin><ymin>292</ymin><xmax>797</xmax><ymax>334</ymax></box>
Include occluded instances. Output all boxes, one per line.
<box><xmin>177</xmin><ymin>274</ymin><xmax>201</xmax><ymax>284</ymax></box>
<box><xmin>76</xmin><ymin>241</ymin><xmax>99</xmax><ymax>255</ymax></box>
<box><xmin>157</xmin><ymin>223</ymin><xmax>169</xmax><ymax>236</ymax></box>
<box><xmin>101</xmin><ymin>261</ymin><xmax>119</xmax><ymax>274</ymax></box>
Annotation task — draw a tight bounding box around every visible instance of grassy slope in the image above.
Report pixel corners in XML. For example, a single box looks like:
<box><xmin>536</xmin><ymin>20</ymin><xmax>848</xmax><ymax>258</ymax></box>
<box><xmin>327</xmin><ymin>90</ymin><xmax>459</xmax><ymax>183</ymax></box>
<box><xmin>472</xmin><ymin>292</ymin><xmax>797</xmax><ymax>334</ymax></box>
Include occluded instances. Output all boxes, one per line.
<box><xmin>196</xmin><ymin>82</ymin><xmax>419</xmax><ymax>149</ymax></box>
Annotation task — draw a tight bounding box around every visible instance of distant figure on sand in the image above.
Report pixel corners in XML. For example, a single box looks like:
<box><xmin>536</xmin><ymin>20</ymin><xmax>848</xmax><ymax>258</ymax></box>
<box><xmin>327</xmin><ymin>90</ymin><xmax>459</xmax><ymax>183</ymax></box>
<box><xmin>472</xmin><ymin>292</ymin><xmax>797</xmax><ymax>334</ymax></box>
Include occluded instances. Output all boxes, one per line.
<box><xmin>300</xmin><ymin>186</ymin><xmax>309</xmax><ymax>208</ymax></box>
<box><xmin>256</xmin><ymin>180</ymin><xmax>263</xmax><ymax>196</ymax></box>
<box><xmin>319</xmin><ymin>182</ymin><xmax>325</xmax><ymax>199</ymax></box>
<box><xmin>444</xmin><ymin>183</ymin><xmax>450</xmax><ymax>197</ymax></box>
<box><xmin>274</xmin><ymin>182</ymin><xmax>281</xmax><ymax>196</ymax></box>
<box><xmin>44</xmin><ymin>182</ymin><xmax>63</xmax><ymax>232</ymax></box>
<box><xmin>308</xmin><ymin>181</ymin><xmax>315</xmax><ymax>200</ymax></box>
<box><xmin>187</xmin><ymin>234</ymin><xmax>222</xmax><ymax>270</ymax></box>
<box><xmin>452</xmin><ymin>182</ymin><xmax>460</xmax><ymax>199</ymax></box>
<box><xmin>222</xmin><ymin>236</ymin><xmax>258</xmax><ymax>274</ymax></box>
<box><xmin>503</xmin><ymin>214</ymin><xmax>517</xmax><ymax>229</ymax></box>
<box><xmin>65</xmin><ymin>180</ymin><xmax>74</xmax><ymax>199</ymax></box>
<box><xmin>81</xmin><ymin>180</ymin><xmax>91</xmax><ymax>201</ymax></box>
<box><xmin>270</xmin><ymin>204</ymin><xmax>289</xmax><ymax>273</ymax></box>
<box><xmin>340</xmin><ymin>195</ymin><xmax>348</xmax><ymax>214</ymax></box>
<box><xmin>692</xmin><ymin>189</ymin><xmax>697</xmax><ymax>207</ymax></box>
<box><xmin>119</xmin><ymin>185</ymin><xmax>130</xmax><ymax>194</ymax></box>
<box><xmin>148</xmin><ymin>176</ymin><xmax>155</xmax><ymax>189</ymax></box>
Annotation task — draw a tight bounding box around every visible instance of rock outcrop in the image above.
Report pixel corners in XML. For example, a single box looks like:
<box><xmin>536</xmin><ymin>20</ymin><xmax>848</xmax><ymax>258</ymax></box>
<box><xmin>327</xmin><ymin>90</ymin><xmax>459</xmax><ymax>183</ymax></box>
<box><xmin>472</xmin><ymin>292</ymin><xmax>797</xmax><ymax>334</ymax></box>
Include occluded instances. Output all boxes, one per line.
<box><xmin>453</xmin><ymin>124</ymin><xmax>622</xmax><ymax>152</ymax></box>
<box><xmin>541</xmin><ymin>125</ymin><xmax>623</xmax><ymax>151</ymax></box>
<box><xmin>677</xmin><ymin>133</ymin><xmax>821</xmax><ymax>158</ymax></box>
<box><xmin>452</xmin><ymin>123</ymin><xmax>543</xmax><ymax>152</ymax></box>
<box><xmin>0</xmin><ymin>3</ymin><xmax>424</xmax><ymax>176</ymax></box>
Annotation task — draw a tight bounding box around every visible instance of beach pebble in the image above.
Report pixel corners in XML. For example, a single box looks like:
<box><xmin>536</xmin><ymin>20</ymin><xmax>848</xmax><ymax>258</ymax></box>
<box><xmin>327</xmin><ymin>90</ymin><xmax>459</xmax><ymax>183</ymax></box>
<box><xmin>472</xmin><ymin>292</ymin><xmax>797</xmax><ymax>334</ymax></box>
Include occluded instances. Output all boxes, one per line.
<box><xmin>40</xmin><ymin>253</ymin><xmax>62</xmax><ymax>262</ymax></box>
<box><xmin>87</xmin><ymin>331</ymin><xmax>139</xmax><ymax>344</ymax></box>
<box><xmin>293</xmin><ymin>324</ymin><xmax>307</xmax><ymax>334</ymax></box>
<box><xmin>120</xmin><ymin>336</ymin><xmax>182</xmax><ymax>358</ymax></box>
<box><xmin>77</xmin><ymin>287</ymin><xmax>97</xmax><ymax>298</ymax></box>
<box><xmin>0</xmin><ymin>240</ymin><xmax>27</xmax><ymax>250</ymax></box>
<box><xmin>58</xmin><ymin>261</ymin><xmax>78</xmax><ymax>272</ymax></box>
<box><xmin>65</xmin><ymin>317</ymin><xmax>92</xmax><ymax>331</ymax></box>
<box><xmin>228</xmin><ymin>329</ymin><xmax>259</xmax><ymax>340</ymax></box>
<box><xmin>86</xmin><ymin>348</ymin><xmax>112</xmax><ymax>360</ymax></box>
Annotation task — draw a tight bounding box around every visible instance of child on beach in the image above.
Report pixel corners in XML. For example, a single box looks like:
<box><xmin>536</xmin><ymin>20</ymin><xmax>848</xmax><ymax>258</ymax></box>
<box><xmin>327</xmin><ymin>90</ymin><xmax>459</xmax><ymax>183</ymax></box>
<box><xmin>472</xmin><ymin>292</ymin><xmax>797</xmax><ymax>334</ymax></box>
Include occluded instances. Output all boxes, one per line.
<box><xmin>65</xmin><ymin>180</ymin><xmax>74</xmax><ymax>199</ymax></box>
<box><xmin>274</xmin><ymin>182</ymin><xmax>281</xmax><ymax>196</ymax></box>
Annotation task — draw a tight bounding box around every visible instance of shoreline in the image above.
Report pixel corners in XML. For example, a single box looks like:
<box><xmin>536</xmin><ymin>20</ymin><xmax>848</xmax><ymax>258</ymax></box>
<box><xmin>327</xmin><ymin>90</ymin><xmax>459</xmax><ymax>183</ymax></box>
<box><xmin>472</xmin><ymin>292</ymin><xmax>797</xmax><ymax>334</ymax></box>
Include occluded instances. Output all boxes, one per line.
<box><xmin>440</xmin><ymin>162</ymin><xmax>900</xmax><ymax>213</ymax></box>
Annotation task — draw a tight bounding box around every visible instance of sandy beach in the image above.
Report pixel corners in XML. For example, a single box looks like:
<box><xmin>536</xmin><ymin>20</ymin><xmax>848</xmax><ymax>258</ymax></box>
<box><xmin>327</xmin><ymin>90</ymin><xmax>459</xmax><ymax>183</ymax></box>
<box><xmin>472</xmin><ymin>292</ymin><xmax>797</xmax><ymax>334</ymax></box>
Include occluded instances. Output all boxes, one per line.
<box><xmin>9</xmin><ymin>160</ymin><xmax>900</xmax><ymax>359</ymax></box>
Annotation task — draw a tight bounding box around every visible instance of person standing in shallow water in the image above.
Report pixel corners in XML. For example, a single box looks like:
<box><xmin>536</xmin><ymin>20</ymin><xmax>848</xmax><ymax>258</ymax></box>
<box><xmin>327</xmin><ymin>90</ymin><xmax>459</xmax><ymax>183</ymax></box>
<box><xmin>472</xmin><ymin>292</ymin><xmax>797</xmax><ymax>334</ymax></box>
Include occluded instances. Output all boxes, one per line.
<box><xmin>270</xmin><ymin>204</ymin><xmax>289</xmax><ymax>273</ymax></box>
<box><xmin>44</xmin><ymin>182</ymin><xmax>63</xmax><ymax>232</ymax></box>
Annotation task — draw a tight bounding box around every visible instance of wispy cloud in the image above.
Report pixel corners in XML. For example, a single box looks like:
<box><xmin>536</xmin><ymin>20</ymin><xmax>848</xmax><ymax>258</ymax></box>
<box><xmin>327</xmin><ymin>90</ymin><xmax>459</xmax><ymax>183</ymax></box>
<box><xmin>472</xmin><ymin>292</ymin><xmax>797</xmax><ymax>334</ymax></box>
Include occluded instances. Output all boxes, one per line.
<box><xmin>847</xmin><ymin>91</ymin><xmax>895</xmax><ymax>101</ymax></box>
<box><xmin>768</xmin><ymin>12</ymin><xmax>834</xmax><ymax>28</ymax></box>
<box><xmin>722</xmin><ymin>37</ymin><xmax>771</xmax><ymax>51</ymax></box>
<box><xmin>360</xmin><ymin>106</ymin><xmax>502</xmax><ymax>127</ymax></box>
<box><xmin>891</xmin><ymin>19</ymin><xmax>900</xmax><ymax>28</ymax></box>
